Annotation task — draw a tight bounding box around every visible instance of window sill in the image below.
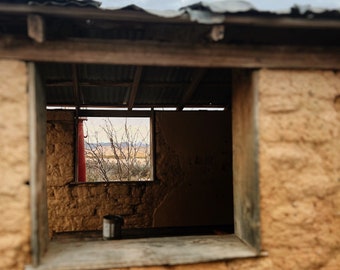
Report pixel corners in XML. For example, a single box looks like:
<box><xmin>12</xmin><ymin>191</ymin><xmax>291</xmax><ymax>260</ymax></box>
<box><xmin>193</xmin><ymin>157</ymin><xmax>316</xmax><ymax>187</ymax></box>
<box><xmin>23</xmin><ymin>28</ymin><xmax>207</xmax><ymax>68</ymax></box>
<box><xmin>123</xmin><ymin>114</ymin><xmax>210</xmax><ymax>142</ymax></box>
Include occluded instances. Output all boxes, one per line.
<box><xmin>26</xmin><ymin>234</ymin><xmax>258</xmax><ymax>270</ymax></box>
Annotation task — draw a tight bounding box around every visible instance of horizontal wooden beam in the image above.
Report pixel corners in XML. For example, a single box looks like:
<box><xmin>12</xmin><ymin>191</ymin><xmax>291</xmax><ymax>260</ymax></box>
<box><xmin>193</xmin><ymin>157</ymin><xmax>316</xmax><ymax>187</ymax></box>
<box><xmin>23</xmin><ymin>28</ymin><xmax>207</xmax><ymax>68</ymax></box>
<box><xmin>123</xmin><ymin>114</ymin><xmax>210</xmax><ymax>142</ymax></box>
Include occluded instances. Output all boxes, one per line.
<box><xmin>45</xmin><ymin>80</ymin><xmax>230</xmax><ymax>88</ymax></box>
<box><xmin>1</xmin><ymin>38</ymin><xmax>340</xmax><ymax>69</ymax></box>
<box><xmin>223</xmin><ymin>15</ymin><xmax>340</xmax><ymax>30</ymax></box>
<box><xmin>78</xmin><ymin>110</ymin><xmax>152</xmax><ymax>118</ymax></box>
<box><xmin>46</xmin><ymin>80</ymin><xmax>131</xmax><ymax>87</ymax></box>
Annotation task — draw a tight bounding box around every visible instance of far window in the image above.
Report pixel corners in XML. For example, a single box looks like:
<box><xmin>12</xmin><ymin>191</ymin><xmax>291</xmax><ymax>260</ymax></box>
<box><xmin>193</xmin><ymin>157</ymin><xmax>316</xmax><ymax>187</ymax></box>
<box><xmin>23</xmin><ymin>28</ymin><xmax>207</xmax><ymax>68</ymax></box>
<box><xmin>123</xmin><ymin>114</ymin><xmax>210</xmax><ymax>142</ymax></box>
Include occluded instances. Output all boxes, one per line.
<box><xmin>80</xmin><ymin>117</ymin><xmax>152</xmax><ymax>182</ymax></box>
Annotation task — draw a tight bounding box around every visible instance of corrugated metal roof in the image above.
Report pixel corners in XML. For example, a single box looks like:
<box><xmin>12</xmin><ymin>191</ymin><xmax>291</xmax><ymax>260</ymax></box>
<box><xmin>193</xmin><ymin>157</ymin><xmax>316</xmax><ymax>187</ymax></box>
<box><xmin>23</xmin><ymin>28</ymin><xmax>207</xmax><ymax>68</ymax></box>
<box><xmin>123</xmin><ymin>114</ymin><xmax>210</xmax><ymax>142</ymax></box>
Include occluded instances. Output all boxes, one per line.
<box><xmin>98</xmin><ymin>1</ymin><xmax>340</xmax><ymax>24</ymax></box>
<box><xmin>46</xmin><ymin>86</ymin><xmax>74</xmax><ymax>105</ymax></box>
<box><xmin>82</xmin><ymin>86</ymin><xmax>129</xmax><ymax>106</ymax></box>
<box><xmin>16</xmin><ymin>0</ymin><xmax>339</xmax><ymax>24</ymax></box>
<box><xmin>41</xmin><ymin>63</ymin><xmax>232</xmax><ymax>109</ymax></box>
<box><xmin>78</xmin><ymin>64</ymin><xmax>135</xmax><ymax>81</ymax></box>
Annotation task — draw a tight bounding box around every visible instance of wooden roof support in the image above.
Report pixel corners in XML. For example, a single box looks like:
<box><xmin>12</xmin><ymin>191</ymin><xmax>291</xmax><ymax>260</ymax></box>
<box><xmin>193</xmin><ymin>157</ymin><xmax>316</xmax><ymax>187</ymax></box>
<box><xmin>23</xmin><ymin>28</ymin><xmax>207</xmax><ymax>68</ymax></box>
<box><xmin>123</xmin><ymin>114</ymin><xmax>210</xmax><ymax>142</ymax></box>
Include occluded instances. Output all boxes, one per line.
<box><xmin>177</xmin><ymin>68</ymin><xmax>206</xmax><ymax>111</ymax></box>
<box><xmin>1</xmin><ymin>39</ymin><xmax>340</xmax><ymax>69</ymax></box>
<box><xmin>45</xmin><ymin>80</ymin><xmax>229</xmax><ymax>89</ymax></box>
<box><xmin>46</xmin><ymin>80</ymin><xmax>131</xmax><ymax>87</ymax></box>
<box><xmin>72</xmin><ymin>64</ymin><xmax>81</xmax><ymax>108</ymax></box>
<box><xmin>27</xmin><ymin>14</ymin><xmax>45</xmax><ymax>43</ymax></box>
<box><xmin>128</xmin><ymin>66</ymin><xmax>143</xmax><ymax>110</ymax></box>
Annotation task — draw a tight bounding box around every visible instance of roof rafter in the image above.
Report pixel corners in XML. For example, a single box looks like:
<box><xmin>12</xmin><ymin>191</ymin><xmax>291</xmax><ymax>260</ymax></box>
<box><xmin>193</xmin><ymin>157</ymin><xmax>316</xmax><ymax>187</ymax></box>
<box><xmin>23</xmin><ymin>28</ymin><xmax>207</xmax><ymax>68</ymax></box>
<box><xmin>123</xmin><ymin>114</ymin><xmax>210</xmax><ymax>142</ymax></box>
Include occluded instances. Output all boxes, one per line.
<box><xmin>71</xmin><ymin>64</ymin><xmax>81</xmax><ymax>110</ymax></box>
<box><xmin>128</xmin><ymin>66</ymin><xmax>143</xmax><ymax>110</ymax></box>
<box><xmin>177</xmin><ymin>68</ymin><xmax>206</xmax><ymax>111</ymax></box>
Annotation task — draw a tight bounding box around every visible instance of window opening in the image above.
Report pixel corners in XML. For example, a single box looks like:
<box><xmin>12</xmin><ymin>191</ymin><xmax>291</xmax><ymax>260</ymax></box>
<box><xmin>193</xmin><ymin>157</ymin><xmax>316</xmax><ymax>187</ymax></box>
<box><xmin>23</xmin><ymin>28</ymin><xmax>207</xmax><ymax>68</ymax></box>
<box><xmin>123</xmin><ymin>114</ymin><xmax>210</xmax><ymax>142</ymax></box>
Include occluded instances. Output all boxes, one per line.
<box><xmin>82</xmin><ymin>117</ymin><xmax>152</xmax><ymax>182</ymax></box>
<box><xmin>31</xmin><ymin>62</ymin><xmax>260</xmax><ymax>269</ymax></box>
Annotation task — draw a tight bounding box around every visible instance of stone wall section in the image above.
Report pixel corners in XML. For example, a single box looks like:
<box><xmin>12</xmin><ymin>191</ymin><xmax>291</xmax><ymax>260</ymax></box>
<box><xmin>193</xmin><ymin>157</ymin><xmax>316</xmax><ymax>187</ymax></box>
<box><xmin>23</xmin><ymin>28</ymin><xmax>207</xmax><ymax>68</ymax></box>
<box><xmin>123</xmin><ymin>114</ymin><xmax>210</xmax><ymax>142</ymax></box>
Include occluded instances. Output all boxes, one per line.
<box><xmin>0</xmin><ymin>61</ymin><xmax>30</xmax><ymax>270</ymax></box>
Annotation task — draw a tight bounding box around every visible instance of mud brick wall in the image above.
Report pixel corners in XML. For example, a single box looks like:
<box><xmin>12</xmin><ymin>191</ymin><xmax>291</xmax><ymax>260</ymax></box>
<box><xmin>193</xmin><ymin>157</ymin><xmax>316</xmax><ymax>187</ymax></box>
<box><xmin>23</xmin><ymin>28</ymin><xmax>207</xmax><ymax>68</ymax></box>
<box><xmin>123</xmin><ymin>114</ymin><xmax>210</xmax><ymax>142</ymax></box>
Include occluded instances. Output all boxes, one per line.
<box><xmin>0</xmin><ymin>61</ymin><xmax>30</xmax><ymax>270</ymax></box>
<box><xmin>46</xmin><ymin>111</ymin><xmax>232</xmax><ymax>235</ymax></box>
<box><xmin>1</xmin><ymin>67</ymin><xmax>339</xmax><ymax>270</ymax></box>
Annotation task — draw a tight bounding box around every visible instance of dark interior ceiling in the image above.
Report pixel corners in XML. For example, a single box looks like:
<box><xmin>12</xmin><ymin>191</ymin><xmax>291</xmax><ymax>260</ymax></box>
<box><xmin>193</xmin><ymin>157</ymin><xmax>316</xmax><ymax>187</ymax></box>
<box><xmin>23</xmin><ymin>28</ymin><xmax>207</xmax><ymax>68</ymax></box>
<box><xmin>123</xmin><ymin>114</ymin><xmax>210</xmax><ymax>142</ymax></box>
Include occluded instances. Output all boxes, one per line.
<box><xmin>40</xmin><ymin>63</ymin><xmax>232</xmax><ymax>110</ymax></box>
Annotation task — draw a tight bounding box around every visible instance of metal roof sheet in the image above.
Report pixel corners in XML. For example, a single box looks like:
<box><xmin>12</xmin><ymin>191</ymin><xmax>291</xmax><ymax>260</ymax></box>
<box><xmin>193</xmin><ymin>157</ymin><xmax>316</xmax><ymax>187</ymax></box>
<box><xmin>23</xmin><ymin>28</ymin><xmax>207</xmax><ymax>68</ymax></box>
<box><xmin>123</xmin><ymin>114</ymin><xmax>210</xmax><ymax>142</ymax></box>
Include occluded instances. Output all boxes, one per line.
<box><xmin>19</xmin><ymin>0</ymin><xmax>339</xmax><ymax>24</ymax></box>
<box><xmin>42</xmin><ymin>63</ymin><xmax>231</xmax><ymax>109</ymax></box>
<box><xmin>98</xmin><ymin>1</ymin><xmax>340</xmax><ymax>24</ymax></box>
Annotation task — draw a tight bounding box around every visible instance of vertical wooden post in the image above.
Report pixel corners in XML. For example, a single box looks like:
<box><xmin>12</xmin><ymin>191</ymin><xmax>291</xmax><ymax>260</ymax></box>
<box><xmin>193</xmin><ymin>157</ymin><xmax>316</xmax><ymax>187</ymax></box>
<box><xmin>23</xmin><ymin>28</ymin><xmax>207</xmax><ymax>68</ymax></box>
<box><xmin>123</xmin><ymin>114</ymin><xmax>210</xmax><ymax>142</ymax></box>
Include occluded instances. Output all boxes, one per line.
<box><xmin>232</xmin><ymin>69</ymin><xmax>261</xmax><ymax>252</ymax></box>
<box><xmin>29</xmin><ymin>63</ymin><xmax>49</xmax><ymax>266</ymax></box>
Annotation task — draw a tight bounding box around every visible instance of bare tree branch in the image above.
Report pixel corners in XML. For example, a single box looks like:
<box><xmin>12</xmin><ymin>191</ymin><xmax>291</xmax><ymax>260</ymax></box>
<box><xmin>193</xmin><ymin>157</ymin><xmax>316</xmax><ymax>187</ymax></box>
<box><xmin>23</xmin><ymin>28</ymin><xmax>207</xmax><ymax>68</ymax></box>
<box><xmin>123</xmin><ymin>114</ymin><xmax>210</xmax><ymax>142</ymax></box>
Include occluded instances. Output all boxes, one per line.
<box><xmin>85</xmin><ymin>117</ymin><xmax>151</xmax><ymax>182</ymax></box>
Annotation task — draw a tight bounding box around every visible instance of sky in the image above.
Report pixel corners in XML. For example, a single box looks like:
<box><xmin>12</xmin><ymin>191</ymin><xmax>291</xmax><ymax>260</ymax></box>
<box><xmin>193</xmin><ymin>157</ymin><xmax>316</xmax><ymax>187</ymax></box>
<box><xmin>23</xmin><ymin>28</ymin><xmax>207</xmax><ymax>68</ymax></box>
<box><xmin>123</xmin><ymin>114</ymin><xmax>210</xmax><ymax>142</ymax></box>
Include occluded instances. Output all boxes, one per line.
<box><xmin>100</xmin><ymin>0</ymin><xmax>340</xmax><ymax>11</ymax></box>
<box><xmin>85</xmin><ymin>117</ymin><xmax>150</xmax><ymax>144</ymax></box>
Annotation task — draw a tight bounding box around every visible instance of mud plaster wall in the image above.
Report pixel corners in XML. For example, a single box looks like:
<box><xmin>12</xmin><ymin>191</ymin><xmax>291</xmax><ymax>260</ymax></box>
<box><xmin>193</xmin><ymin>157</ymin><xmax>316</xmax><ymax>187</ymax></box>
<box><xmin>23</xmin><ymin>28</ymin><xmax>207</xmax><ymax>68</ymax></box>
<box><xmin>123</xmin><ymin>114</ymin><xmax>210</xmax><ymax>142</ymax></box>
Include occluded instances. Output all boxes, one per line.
<box><xmin>0</xmin><ymin>61</ymin><xmax>30</xmax><ymax>270</ymax></box>
<box><xmin>125</xmin><ymin>69</ymin><xmax>340</xmax><ymax>270</ymax></box>
<box><xmin>1</xmin><ymin>68</ymin><xmax>339</xmax><ymax>270</ymax></box>
<box><xmin>47</xmin><ymin>111</ymin><xmax>232</xmax><ymax>234</ymax></box>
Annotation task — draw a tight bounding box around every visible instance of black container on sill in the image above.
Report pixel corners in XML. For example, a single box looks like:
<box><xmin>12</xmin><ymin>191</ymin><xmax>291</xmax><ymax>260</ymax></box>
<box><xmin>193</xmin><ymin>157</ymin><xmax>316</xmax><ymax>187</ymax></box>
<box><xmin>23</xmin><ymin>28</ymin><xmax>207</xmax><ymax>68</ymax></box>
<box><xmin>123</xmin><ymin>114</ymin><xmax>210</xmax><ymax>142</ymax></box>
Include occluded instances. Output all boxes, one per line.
<box><xmin>103</xmin><ymin>215</ymin><xmax>124</xmax><ymax>240</ymax></box>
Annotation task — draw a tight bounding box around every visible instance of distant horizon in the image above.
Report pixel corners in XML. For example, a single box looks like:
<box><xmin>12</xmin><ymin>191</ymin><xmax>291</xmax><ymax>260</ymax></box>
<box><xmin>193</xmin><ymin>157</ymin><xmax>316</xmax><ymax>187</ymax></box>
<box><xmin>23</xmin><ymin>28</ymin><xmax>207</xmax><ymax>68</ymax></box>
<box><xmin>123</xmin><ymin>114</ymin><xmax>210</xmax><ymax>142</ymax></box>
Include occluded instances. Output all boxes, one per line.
<box><xmin>84</xmin><ymin>117</ymin><xmax>150</xmax><ymax>145</ymax></box>
<box><xmin>85</xmin><ymin>141</ymin><xmax>150</xmax><ymax>149</ymax></box>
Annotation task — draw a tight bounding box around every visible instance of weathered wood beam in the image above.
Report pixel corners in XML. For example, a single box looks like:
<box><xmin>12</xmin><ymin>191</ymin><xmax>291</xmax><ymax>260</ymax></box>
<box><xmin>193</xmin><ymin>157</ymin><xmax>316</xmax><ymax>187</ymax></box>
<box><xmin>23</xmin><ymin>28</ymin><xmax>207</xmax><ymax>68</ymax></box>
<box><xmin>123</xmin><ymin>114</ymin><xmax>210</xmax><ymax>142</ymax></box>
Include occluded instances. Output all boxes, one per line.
<box><xmin>46</xmin><ymin>80</ymin><xmax>131</xmax><ymax>87</ymax></box>
<box><xmin>128</xmin><ymin>66</ymin><xmax>143</xmax><ymax>110</ymax></box>
<box><xmin>1</xmin><ymin>38</ymin><xmax>340</xmax><ymax>69</ymax></box>
<box><xmin>46</xmin><ymin>80</ymin><xmax>230</xmax><ymax>89</ymax></box>
<box><xmin>223</xmin><ymin>15</ymin><xmax>340</xmax><ymax>29</ymax></box>
<box><xmin>79</xmin><ymin>110</ymin><xmax>151</xmax><ymax>118</ymax></box>
<box><xmin>27</xmin><ymin>14</ymin><xmax>45</xmax><ymax>43</ymax></box>
<box><xmin>177</xmin><ymin>69</ymin><xmax>206</xmax><ymax>111</ymax></box>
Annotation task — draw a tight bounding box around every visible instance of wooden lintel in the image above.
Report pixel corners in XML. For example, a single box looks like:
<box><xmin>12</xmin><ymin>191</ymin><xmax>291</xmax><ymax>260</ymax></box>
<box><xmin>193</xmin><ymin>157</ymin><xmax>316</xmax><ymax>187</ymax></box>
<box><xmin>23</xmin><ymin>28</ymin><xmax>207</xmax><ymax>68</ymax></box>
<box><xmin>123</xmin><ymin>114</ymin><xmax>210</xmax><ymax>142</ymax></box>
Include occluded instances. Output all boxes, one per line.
<box><xmin>46</xmin><ymin>80</ymin><xmax>230</xmax><ymax>89</ymax></box>
<box><xmin>27</xmin><ymin>14</ymin><xmax>45</xmax><ymax>43</ymax></box>
<box><xmin>224</xmin><ymin>15</ymin><xmax>340</xmax><ymax>30</ymax></box>
<box><xmin>128</xmin><ymin>66</ymin><xmax>143</xmax><ymax>110</ymax></box>
<box><xmin>46</xmin><ymin>80</ymin><xmax>131</xmax><ymax>88</ymax></box>
<box><xmin>1</xmin><ymin>39</ymin><xmax>340</xmax><ymax>69</ymax></box>
<box><xmin>177</xmin><ymin>69</ymin><xmax>206</xmax><ymax>111</ymax></box>
<box><xmin>79</xmin><ymin>110</ymin><xmax>151</xmax><ymax>118</ymax></box>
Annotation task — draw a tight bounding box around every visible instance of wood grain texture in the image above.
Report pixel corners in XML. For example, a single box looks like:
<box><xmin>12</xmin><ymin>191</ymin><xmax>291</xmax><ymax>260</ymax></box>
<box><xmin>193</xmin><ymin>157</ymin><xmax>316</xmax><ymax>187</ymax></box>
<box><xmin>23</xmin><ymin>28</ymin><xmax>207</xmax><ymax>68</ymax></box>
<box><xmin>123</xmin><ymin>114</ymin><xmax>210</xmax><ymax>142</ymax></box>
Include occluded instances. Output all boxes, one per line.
<box><xmin>27</xmin><ymin>15</ymin><xmax>45</xmax><ymax>43</ymax></box>
<box><xmin>26</xmin><ymin>235</ymin><xmax>257</xmax><ymax>269</ymax></box>
<box><xmin>232</xmin><ymin>69</ymin><xmax>261</xmax><ymax>251</ymax></box>
<box><xmin>1</xmin><ymin>39</ymin><xmax>340</xmax><ymax>69</ymax></box>
<box><xmin>29</xmin><ymin>63</ymin><xmax>49</xmax><ymax>266</ymax></box>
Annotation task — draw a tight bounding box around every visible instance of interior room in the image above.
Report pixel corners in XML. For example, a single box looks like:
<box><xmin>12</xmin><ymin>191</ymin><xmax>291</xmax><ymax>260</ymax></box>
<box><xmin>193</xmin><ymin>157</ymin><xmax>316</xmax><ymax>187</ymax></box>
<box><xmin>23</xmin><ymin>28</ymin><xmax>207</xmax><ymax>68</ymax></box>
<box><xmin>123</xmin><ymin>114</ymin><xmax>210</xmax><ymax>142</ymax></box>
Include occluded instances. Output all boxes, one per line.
<box><xmin>41</xmin><ymin>63</ymin><xmax>234</xmax><ymax>240</ymax></box>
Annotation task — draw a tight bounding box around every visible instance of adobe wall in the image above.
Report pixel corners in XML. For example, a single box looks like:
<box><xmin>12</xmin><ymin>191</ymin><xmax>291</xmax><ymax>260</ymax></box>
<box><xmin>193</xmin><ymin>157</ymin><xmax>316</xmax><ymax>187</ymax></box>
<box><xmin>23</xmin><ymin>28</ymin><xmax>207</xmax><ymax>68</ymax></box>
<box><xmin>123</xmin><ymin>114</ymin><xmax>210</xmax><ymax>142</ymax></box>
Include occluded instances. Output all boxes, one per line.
<box><xmin>47</xmin><ymin>111</ymin><xmax>233</xmax><ymax>235</ymax></box>
<box><xmin>0</xmin><ymin>61</ymin><xmax>30</xmax><ymax>270</ymax></box>
<box><xmin>1</xmin><ymin>67</ymin><xmax>339</xmax><ymax>270</ymax></box>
